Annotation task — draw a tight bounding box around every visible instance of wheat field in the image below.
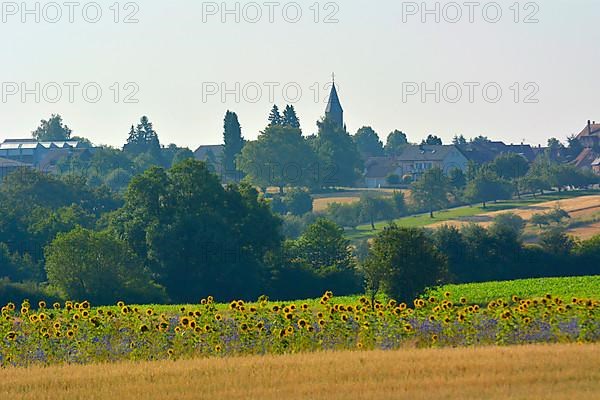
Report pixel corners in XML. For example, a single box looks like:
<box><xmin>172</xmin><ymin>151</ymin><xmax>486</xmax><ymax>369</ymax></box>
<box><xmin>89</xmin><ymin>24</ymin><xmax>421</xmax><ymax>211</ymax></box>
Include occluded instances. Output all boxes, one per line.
<box><xmin>2</xmin><ymin>344</ymin><xmax>599</xmax><ymax>400</ymax></box>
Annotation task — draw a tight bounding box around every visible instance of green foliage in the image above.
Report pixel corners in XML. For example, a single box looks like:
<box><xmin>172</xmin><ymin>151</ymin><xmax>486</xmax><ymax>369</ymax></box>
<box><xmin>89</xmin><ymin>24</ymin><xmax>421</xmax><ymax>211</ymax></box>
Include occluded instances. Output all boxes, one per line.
<box><xmin>492</xmin><ymin>153</ymin><xmax>530</xmax><ymax>180</ymax></box>
<box><xmin>411</xmin><ymin>167</ymin><xmax>450</xmax><ymax>217</ymax></box>
<box><xmin>421</xmin><ymin>134</ymin><xmax>442</xmax><ymax>146</ymax></box>
<box><xmin>386</xmin><ymin>174</ymin><xmax>401</xmax><ymax>185</ymax></box>
<box><xmin>283</xmin><ymin>189</ymin><xmax>313</xmax><ymax>216</ymax></box>
<box><xmin>313</xmin><ymin>118</ymin><xmax>363</xmax><ymax>187</ymax></box>
<box><xmin>464</xmin><ymin>167</ymin><xmax>512</xmax><ymax>207</ymax></box>
<box><xmin>426</xmin><ymin>275</ymin><xmax>600</xmax><ymax>305</ymax></box>
<box><xmin>124</xmin><ymin>116</ymin><xmax>162</xmax><ymax>159</ymax></box>
<box><xmin>223</xmin><ymin>111</ymin><xmax>245</xmax><ymax>173</ymax></box>
<box><xmin>365</xmin><ymin>224</ymin><xmax>448</xmax><ymax>303</ymax></box>
<box><xmin>238</xmin><ymin>125</ymin><xmax>318</xmax><ymax>191</ymax></box>
<box><xmin>354</xmin><ymin>126</ymin><xmax>384</xmax><ymax>158</ymax></box>
<box><xmin>111</xmin><ymin>159</ymin><xmax>282</xmax><ymax>303</ymax></box>
<box><xmin>290</xmin><ymin>219</ymin><xmax>354</xmax><ymax>274</ymax></box>
<box><xmin>31</xmin><ymin>114</ymin><xmax>72</xmax><ymax>141</ymax></box>
<box><xmin>385</xmin><ymin>130</ymin><xmax>408</xmax><ymax>156</ymax></box>
<box><xmin>45</xmin><ymin>227</ymin><xmax>166</xmax><ymax>305</ymax></box>
<box><xmin>282</xmin><ymin>105</ymin><xmax>301</xmax><ymax>129</ymax></box>
<box><xmin>268</xmin><ymin>105</ymin><xmax>282</xmax><ymax>126</ymax></box>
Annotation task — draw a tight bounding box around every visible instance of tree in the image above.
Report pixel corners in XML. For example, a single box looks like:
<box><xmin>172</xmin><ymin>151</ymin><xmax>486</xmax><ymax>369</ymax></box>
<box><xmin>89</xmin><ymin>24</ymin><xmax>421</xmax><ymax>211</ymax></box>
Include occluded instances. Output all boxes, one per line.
<box><xmin>32</xmin><ymin>114</ymin><xmax>72</xmax><ymax>141</ymax></box>
<box><xmin>45</xmin><ymin>227</ymin><xmax>166</xmax><ymax>305</ymax></box>
<box><xmin>282</xmin><ymin>105</ymin><xmax>301</xmax><ymax>129</ymax></box>
<box><xmin>411</xmin><ymin>167</ymin><xmax>450</xmax><ymax>218</ymax></box>
<box><xmin>422</xmin><ymin>134</ymin><xmax>442</xmax><ymax>146</ymax></box>
<box><xmin>364</xmin><ymin>225</ymin><xmax>447</xmax><ymax>303</ymax></box>
<box><xmin>386</xmin><ymin>174</ymin><xmax>401</xmax><ymax>186</ymax></box>
<box><xmin>567</xmin><ymin>135</ymin><xmax>583</xmax><ymax>159</ymax></box>
<box><xmin>490</xmin><ymin>213</ymin><xmax>525</xmax><ymax>237</ymax></box>
<box><xmin>464</xmin><ymin>168</ymin><xmax>512</xmax><ymax>208</ymax></box>
<box><xmin>312</xmin><ymin>117</ymin><xmax>363</xmax><ymax>188</ymax></box>
<box><xmin>291</xmin><ymin>219</ymin><xmax>353</xmax><ymax>274</ymax></box>
<box><xmin>539</xmin><ymin>227</ymin><xmax>575</xmax><ymax>256</ymax></box>
<box><xmin>238</xmin><ymin>124</ymin><xmax>318</xmax><ymax>192</ymax></box>
<box><xmin>492</xmin><ymin>153</ymin><xmax>530</xmax><ymax>198</ymax></box>
<box><xmin>268</xmin><ymin>105</ymin><xmax>282</xmax><ymax>126</ymax></box>
<box><xmin>171</xmin><ymin>148</ymin><xmax>195</xmax><ymax>166</ymax></box>
<box><xmin>354</xmin><ymin>126</ymin><xmax>384</xmax><ymax>158</ymax></box>
<box><xmin>452</xmin><ymin>135</ymin><xmax>467</xmax><ymax>146</ymax></box>
<box><xmin>124</xmin><ymin>116</ymin><xmax>162</xmax><ymax>157</ymax></box>
<box><xmin>111</xmin><ymin>159</ymin><xmax>282</xmax><ymax>302</ymax></box>
<box><xmin>448</xmin><ymin>168</ymin><xmax>467</xmax><ymax>193</ymax></box>
<box><xmin>283</xmin><ymin>189</ymin><xmax>313</xmax><ymax>216</ymax></box>
<box><xmin>385</xmin><ymin>130</ymin><xmax>408</xmax><ymax>156</ymax></box>
<box><xmin>222</xmin><ymin>111</ymin><xmax>245</xmax><ymax>175</ymax></box>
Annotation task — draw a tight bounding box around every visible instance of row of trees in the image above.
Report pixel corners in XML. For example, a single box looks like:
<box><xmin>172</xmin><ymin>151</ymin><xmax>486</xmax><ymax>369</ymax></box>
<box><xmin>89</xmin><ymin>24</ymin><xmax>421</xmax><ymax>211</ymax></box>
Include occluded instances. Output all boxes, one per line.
<box><xmin>1</xmin><ymin>160</ymin><xmax>600</xmax><ymax>306</ymax></box>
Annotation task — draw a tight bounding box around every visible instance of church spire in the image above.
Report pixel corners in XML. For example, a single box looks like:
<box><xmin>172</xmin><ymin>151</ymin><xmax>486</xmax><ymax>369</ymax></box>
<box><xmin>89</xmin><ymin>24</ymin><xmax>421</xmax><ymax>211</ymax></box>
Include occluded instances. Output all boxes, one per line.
<box><xmin>325</xmin><ymin>73</ymin><xmax>344</xmax><ymax>129</ymax></box>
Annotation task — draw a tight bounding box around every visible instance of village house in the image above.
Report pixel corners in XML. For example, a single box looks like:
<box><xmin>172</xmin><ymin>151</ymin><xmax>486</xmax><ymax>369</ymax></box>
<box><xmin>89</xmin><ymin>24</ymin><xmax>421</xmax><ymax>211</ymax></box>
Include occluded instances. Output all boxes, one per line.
<box><xmin>364</xmin><ymin>145</ymin><xmax>469</xmax><ymax>188</ymax></box>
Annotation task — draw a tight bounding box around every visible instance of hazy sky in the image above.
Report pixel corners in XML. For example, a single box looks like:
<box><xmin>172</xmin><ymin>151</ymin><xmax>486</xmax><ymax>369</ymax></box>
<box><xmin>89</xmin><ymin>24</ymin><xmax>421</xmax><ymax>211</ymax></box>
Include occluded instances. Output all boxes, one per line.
<box><xmin>1</xmin><ymin>0</ymin><xmax>599</xmax><ymax>149</ymax></box>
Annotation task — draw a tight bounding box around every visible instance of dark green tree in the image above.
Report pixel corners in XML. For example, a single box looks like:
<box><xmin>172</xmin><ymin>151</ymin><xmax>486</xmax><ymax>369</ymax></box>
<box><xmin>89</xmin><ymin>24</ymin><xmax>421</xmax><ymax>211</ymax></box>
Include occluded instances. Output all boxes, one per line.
<box><xmin>411</xmin><ymin>167</ymin><xmax>450</xmax><ymax>218</ymax></box>
<box><xmin>32</xmin><ymin>114</ymin><xmax>72</xmax><ymax>141</ymax></box>
<box><xmin>282</xmin><ymin>105</ymin><xmax>301</xmax><ymax>129</ymax></box>
<box><xmin>354</xmin><ymin>126</ymin><xmax>384</xmax><ymax>158</ymax></box>
<box><xmin>222</xmin><ymin>111</ymin><xmax>245</xmax><ymax>174</ymax></box>
<box><xmin>45</xmin><ymin>227</ymin><xmax>166</xmax><ymax>305</ymax></box>
<box><xmin>364</xmin><ymin>225</ymin><xmax>447</xmax><ymax>303</ymax></box>
<box><xmin>268</xmin><ymin>105</ymin><xmax>282</xmax><ymax>126</ymax></box>
<box><xmin>422</xmin><ymin>134</ymin><xmax>443</xmax><ymax>145</ymax></box>
<box><xmin>385</xmin><ymin>130</ymin><xmax>408</xmax><ymax>156</ymax></box>
<box><xmin>238</xmin><ymin>125</ymin><xmax>318</xmax><ymax>192</ymax></box>
<box><xmin>464</xmin><ymin>168</ymin><xmax>512</xmax><ymax>208</ymax></box>
<box><xmin>312</xmin><ymin>117</ymin><xmax>363</xmax><ymax>188</ymax></box>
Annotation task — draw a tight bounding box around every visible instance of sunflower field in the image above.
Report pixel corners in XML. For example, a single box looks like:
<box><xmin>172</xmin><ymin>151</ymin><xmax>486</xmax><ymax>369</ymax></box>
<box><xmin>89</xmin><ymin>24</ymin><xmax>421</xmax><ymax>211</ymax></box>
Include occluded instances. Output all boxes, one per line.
<box><xmin>1</xmin><ymin>292</ymin><xmax>599</xmax><ymax>367</ymax></box>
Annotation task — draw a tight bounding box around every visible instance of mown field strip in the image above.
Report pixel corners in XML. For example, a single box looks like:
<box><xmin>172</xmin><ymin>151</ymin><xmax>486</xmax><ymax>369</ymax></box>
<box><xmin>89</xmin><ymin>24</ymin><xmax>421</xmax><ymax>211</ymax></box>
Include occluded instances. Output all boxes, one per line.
<box><xmin>1</xmin><ymin>344</ymin><xmax>599</xmax><ymax>400</ymax></box>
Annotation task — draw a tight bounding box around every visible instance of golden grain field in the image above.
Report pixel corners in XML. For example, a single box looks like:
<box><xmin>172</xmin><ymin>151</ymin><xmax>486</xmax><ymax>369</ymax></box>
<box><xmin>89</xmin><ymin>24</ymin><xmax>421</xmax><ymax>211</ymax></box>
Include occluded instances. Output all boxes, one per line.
<box><xmin>2</xmin><ymin>344</ymin><xmax>599</xmax><ymax>400</ymax></box>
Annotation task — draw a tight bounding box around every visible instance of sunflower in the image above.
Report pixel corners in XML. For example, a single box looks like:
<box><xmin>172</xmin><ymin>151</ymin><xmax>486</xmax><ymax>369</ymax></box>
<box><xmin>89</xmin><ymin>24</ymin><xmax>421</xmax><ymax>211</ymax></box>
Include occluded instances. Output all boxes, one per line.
<box><xmin>297</xmin><ymin>319</ymin><xmax>307</xmax><ymax>329</ymax></box>
<box><xmin>215</xmin><ymin>344</ymin><xmax>222</xmax><ymax>352</ymax></box>
<box><xmin>459</xmin><ymin>297</ymin><xmax>467</xmax><ymax>305</ymax></box>
<box><xmin>341</xmin><ymin>314</ymin><xmax>349</xmax><ymax>322</ymax></box>
<box><xmin>53</xmin><ymin>322</ymin><xmax>61</xmax><ymax>330</ymax></box>
<box><xmin>285</xmin><ymin>326</ymin><xmax>294</xmax><ymax>335</ymax></box>
<box><xmin>6</xmin><ymin>331</ymin><xmax>17</xmax><ymax>340</ymax></box>
<box><xmin>214</xmin><ymin>314</ymin><xmax>223</xmax><ymax>322</ymax></box>
<box><xmin>357</xmin><ymin>342</ymin><xmax>364</xmax><ymax>349</ymax></box>
<box><xmin>121</xmin><ymin>306</ymin><xmax>129</xmax><ymax>315</ymax></box>
<box><xmin>167</xmin><ymin>349</ymin><xmax>174</xmax><ymax>356</ymax></box>
<box><xmin>399</xmin><ymin>303</ymin><xmax>407</xmax><ymax>311</ymax></box>
<box><xmin>38</xmin><ymin>313</ymin><xmax>47</xmax><ymax>321</ymax></box>
<box><xmin>29</xmin><ymin>314</ymin><xmax>39</xmax><ymax>323</ymax></box>
<box><xmin>38</xmin><ymin>301</ymin><xmax>46</xmax><ymax>309</ymax></box>
<box><xmin>317</xmin><ymin>312</ymin><xmax>324</xmax><ymax>319</ymax></box>
<box><xmin>272</xmin><ymin>305</ymin><xmax>280</xmax><ymax>313</ymax></box>
<box><xmin>318</xmin><ymin>319</ymin><xmax>326</xmax><ymax>327</ymax></box>
<box><xmin>73</xmin><ymin>314</ymin><xmax>80</xmax><ymax>321</ymax></box>
<box><xmin>240</xmin><ymin>323</ymin><xmax>249</xmax><ymax>332</ymax></box>
<box><xmin>428</xmin><ymin>315</ymin><xmax>436</xmax><ymax>322</ymax></box>
<box><xmin>403</xmin><ymin>324</ymin><xmax>413</xmax><ymax>333</ymax></box>
<box><xmin>81</xmin><ymin>301</ymin><xmax>90</xmax><ymax>310</ymax></box>
<box><xmin>444</xmin><ymin>291</ymin><xmax>451</xmax><ymax>298</ymax></box>
<box><xmin>180</xmin><ymin>317</ymin><xmax>191</xmax><ymax>327</ymax></box>
<box><xmin>431</xmin><ymin>334</ymin><xmax>439</xmax><ymax>342</ymax></box>
<box><xmin>285</xmin><ymin>313</ymin><xmax>294</xmax><ymax>321</ymax></box>
<box><xmin>325</xmin><ymin>291</ymin><xmax>333</xmax><ymax>299</ymax></box>
<box><xmin>117</xmin><ymin>301</ymin><xmax>125</xmax><ymax>308</ymax></box>
<box><xmin>67</xmin><ymin>330</ymin><xmax>75</xmax><ymax>338</ymax></box>
<box><xmin>256</xmin><ymin>321</ymin><xmax>265</xmax><ymax>329</ymax></box>
<box><xmin>146</xmin><ymin>309</ymin><xmax>154</xmax><ymax>316</ymax></box>
<box><xmin>512</xmin><ymin>295</ymin><xmax>520</xmax><ymax>303</ymax></box>
<box><xmin>81</xmin><ymin>310</ymin><xmax>90</xmax><ymax>319</ymax></box>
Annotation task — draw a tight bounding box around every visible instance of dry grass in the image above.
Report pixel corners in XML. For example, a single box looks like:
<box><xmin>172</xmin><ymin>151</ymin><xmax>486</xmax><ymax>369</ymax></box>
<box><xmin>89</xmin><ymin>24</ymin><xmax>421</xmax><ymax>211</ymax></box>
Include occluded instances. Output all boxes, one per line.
<box><xmin>2</xmin><ymin>344</ymin><xmax>600</xmax><ymax>400</ymax></box>
<box><xmin>313</xmin><ymin>196</ymin><xmax>361</xmax><ymax>211</ymax></box>
<box><xmin>430</xmin><ymin>195</ymin><xmax>600</xmax><ymax>235</ymax></box>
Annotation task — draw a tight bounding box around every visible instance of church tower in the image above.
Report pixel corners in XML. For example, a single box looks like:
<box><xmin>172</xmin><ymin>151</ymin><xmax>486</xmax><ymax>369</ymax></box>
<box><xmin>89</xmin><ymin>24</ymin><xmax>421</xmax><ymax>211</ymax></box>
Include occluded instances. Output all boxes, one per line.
<box><xmin>325</xmin><ymin>74</ymin><xmax>344</xmax><ymax>130</ymax></box>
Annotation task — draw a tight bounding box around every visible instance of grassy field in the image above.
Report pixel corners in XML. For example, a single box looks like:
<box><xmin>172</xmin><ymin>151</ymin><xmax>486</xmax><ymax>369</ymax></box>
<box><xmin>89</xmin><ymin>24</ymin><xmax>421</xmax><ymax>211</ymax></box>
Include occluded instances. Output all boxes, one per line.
<box><xmin>134</xmin><ymin>275</ymin><xmax>600</xmax><ymax>314</ymax></box>
<box><xmin>2</xmin><ymin>344</ymin><xmax>599</xmax><ymax>400</ymax></box>
<box><xmin>347</xmin><ymin>190</ymin><xmax>600</xmax><ymax>240</ymax></box>
<box><xmin>426</xmin><ymin>276</ymin><xmax>600</xmax><ymax>305</ymax></box>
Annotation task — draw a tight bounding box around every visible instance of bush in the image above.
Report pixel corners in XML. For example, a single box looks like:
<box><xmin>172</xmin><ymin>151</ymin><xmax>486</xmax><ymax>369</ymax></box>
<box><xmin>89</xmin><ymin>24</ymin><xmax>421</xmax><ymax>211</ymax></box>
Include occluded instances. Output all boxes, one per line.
<box><xmin>45</xmin><ymin>227</ymin><xmax>167</xmax><ymax>305</ymax></box>
<box><xmin>364</xmin><ymin>225</ymin><xmax>448</xmax><ymax>303</ymax></box>
<box><xmin>284</xmin><ymin>189</ymin><xmax>313</xmax><ymax>216</ymax></box>
<box><xmin>0</xmin><ymin>279</ymin><xmax>63</xmax><ymax>306</ymax></box>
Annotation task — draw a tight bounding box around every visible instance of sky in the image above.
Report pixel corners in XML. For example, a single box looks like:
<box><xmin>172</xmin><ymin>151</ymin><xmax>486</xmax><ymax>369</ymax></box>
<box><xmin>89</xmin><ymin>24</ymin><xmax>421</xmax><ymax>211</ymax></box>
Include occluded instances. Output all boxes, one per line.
<box><xmin>1</xmin><ymin>0</ymin><xmax>599</xmax><ymax>149</ymax></box>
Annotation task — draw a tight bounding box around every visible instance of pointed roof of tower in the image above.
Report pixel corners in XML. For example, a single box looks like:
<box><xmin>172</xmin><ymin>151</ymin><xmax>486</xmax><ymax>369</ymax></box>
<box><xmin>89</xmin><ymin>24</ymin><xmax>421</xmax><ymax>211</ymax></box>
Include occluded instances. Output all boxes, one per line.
<box><xmin>325</xmin><ymin>83</ymin><xmax>343</xmax><ymax>114</ymax></box>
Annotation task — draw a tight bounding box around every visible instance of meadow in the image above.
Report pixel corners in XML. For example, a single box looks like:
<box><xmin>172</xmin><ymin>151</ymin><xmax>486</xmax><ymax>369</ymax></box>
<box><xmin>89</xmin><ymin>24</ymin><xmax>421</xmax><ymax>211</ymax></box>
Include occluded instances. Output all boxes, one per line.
<box><xmin>347</xmin><ymin>190</ymin><xmax>600</xmax><ymax>239</ymax></box>
<box><xmin>1</xmin><ymin>344</ymin><xmax>599</xmax><ymax>400</ymax></box>
<box><xmin>2</xmin><ymin>275</ymin><xmax>600</xmax><ymax>367</ymax></box>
